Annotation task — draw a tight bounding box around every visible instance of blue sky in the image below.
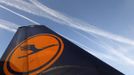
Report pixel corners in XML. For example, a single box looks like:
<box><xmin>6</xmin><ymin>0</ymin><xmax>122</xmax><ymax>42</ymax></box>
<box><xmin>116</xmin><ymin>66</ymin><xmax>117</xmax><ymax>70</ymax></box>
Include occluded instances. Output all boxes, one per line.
<box><xmin>0</xmin><ymin>0</ymin><xmax>134</xmax><ymax>75</ymax></box>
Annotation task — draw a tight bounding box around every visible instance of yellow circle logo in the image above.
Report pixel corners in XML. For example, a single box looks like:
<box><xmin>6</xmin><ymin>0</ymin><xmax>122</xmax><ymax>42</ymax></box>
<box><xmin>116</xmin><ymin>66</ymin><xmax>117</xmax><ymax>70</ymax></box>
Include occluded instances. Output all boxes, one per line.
<box><xmin>4</xmin><ymin>34</ymin><xmax>64</xmax><ymax>75</ymax></box>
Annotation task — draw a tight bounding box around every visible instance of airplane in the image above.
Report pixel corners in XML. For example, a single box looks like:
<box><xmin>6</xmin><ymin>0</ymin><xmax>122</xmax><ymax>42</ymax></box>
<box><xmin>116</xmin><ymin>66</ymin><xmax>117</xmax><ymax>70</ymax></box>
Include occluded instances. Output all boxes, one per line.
<box><xmin>0</xmin><ymin>25</ymin><xmax>124</xmax><ymax>75</ymax></box>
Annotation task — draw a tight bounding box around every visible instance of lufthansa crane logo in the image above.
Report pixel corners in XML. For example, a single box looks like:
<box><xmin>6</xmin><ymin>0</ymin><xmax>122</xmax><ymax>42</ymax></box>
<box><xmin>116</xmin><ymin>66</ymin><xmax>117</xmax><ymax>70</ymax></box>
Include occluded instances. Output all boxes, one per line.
<box><xmin>4</xmin><ymin>34</ymin><xmax>64</xmax><ymax>75</ymax></box>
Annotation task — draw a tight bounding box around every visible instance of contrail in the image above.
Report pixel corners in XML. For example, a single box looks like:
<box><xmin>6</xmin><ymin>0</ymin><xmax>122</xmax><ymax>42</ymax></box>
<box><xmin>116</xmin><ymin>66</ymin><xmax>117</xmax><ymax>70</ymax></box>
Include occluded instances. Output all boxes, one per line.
<box><xmin>1</xmin><ymin>0</ymin><xmax>134</xmax><ymax>46</ymax></box>
<box><xmin>0</xmin><ymin>24</ymin><xmax>16</xmax><ymax>32</ymax></box>
<box><xmin>0</xmin><ymin>0</ymin><xmax>65</xmax><ymax>24</ymax></box>
<box><xmin>89</xmin><ymin>33</ymin><xmax>134</xmax><ymax>65</ymax></box>
<box><xmin>0</xmin><ymin>0</ymin><xmax>105</xmax><ymax>47</ymax></box>
<box><xmin>0</xmin><ymin>4</ymin><xmax>40</xmax><ymax>25</ymax></box>
<box><xmin>31</xmin><ymin>0</ymin><xmax>134</xmax><ymax>46</ymax></box>
<box><xmin>0</xmin><ymin>19</ymin><xmax>19</xmax><ymax>32</ymax></box>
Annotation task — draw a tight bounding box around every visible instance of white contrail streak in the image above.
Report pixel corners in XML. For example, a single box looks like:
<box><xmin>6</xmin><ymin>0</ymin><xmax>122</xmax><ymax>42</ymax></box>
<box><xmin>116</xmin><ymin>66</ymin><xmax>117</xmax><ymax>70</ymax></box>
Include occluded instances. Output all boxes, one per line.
<box><xmin>110</xmin><ymin>50</ymin><xmax>134</xmax><ymax>65</ymax></box>
<box><xmin>0</xmin><ymin>0</ymin><xmax>43</xmax><ymax>16</ymax></box>
<box><xmin>0</xmin><ymin>24</ymin><xmax>16</xmax><ymax>32</ymax></box>
<box><xmin>1</xmin><ymin>0</ymin><xmax>134</xmax><ymax>46</ymax></box>
<box><xmin>30</xmin><ymin>0</ymin><xmax>134</xmax><ymax>46</ymax></box>
<box><xmin>0</xmin><ymin>19</ymin><xmax>19</xmax><ymax>32</ymax></box>
<box><xmin>0</xmin><ymin>4</ymin><xmax>40</xmax><ymax>25</ymax></box>
<box><xmin>0</xmin><ymin>0</ymin><xmax>64</xmax><ymax>24</ymax></box>
<box><xmin>74</xmin><ymin>30</ymin><xmax>134</xmax><ymax>66</ymax></box>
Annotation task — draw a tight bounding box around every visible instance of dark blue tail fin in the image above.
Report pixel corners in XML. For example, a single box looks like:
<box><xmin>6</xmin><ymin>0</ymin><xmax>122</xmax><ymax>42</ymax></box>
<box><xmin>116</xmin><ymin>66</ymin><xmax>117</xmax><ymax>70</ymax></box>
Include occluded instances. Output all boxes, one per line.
<box><xmin>0</xmin><ymin>25</ymin><xmax>124</xmax><ymax>75</ymax></box>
